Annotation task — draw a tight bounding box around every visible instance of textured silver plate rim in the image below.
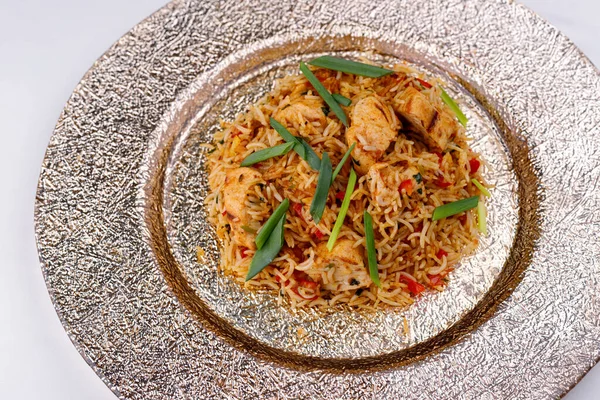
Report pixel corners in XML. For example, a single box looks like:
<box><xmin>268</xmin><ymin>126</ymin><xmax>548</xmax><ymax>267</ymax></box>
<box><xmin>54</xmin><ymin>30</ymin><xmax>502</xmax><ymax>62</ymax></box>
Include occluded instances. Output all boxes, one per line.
<box><xmin>34</xmin><ymin>0</ymin><xmax>600</xmax><ymax>399</ymax></box>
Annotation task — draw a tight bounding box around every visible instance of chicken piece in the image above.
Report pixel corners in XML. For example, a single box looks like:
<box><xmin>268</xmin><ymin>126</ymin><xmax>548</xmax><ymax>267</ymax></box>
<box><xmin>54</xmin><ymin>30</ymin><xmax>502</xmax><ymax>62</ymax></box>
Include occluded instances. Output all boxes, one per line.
<box><xmin>393</xmin><ymin>87</ymin><xmax>459</xmax><ymax>151</ymax></box>
<box><xmin>394</xmin><ymin>87</ymin><xmax>437</xmax><ymax>132</ymax></box>
<box><xmin>367</xmin><ymin>163</ymin><xmax>421</xmax><ymax>208</ymax></box>
<box><xmin>428</xmin><ymin>110</ymin><xmax>458</xmax><ymax>150</ymax></box>
<box><xmin>314</xmin><ymin>240</ymin><xmax>371</xmax><ymax>292</ymax></box>
<box><xmin>367</xmin><ymin>163</ymin><xmax>400</xmax><ymax>208</ymax></box>
<box><xmin>345</xmin><ymin>96</ymin><xmax>400</xmax><ymax>175</ymax></box>
<box><xmin>222</xmin><ymin>168</ymin><xmax>264</xmax><ymax>249</ymax></box>
<box><xmin>275</xmin><ymin>97</ymin><xmax>326</xmax><ymax>132</ymax></box>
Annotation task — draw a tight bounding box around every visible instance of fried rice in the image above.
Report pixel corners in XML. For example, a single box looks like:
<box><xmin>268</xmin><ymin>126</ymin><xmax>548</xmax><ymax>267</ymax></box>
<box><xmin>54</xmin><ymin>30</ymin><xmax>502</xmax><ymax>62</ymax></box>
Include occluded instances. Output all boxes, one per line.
<box><xmin>204</xmin><ymin>59</ymin><xmax>489</xmax><ymax>310</ymax></box>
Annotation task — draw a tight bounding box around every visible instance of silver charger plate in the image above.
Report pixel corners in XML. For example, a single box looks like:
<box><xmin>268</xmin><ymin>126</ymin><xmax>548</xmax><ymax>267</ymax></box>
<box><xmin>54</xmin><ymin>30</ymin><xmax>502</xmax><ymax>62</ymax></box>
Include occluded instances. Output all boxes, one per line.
<box><xmin>34</xmin><ymin>0</ymin><xmax>600</xmax><ymax>398</ymax></box>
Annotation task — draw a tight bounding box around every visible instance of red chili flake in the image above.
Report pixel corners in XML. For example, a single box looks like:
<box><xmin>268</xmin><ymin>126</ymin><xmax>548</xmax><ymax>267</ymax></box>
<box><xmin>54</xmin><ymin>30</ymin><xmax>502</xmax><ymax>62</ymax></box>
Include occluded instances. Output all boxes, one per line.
<box><xmin>414</xmin><ymin>223</ymin><xmax>424</xmax><ymax>233</ymax></box>
<box><xmin>291</xmin><ymin>271</ymin><xmax>319</xmax><ymax>300</ymax></box>
<box><xmin>428</xmin><ymin>274</ymin><xmax>442</xmax><ymax>286</ymax></box>
<box><xmin>458</xmin><ymin>214</ymin><xmax>467</xmax><ymax>226</ymax></box>
<box><xmin>399</xmin><ymin>275</ymin><xmax>426</xmax><ymax>296</ymax></box>
<box><xmin>313</xmin><ymin>229</ymin><xmax>324</xmax><ymax>240</ymax></box>
<box><xmin>416</xmin><ymin>78</ymin><xmax>432</xmax><ymax>89</ymax></box>
<box><xmin>398</xmin><ymin>179</ymin><xmax>414</xmax><ymax>195</ymax></box>
<box><xmin>240</xmin><ymin>247</ymin><xmax>250</xmax><ymax>258</ymax></box>
<box><xmin>298</xmin><ymin>279</ymin><xmax>318</xmax><ymax>290</ymax></box>
<box><xmin>434</xmin><ymin>152</ymin><xmax>443</xmax><ymax>168</ymax></box>
<box><xmin>469</xmin><ymin>158</ymin><xmax>481</xmax><ymax>174</ymax></box>
<box><xmin>394</xmin><ymin>73</ymin><xmax>407</xmax><ymax>83</ymax></box>
<box><xmin>434</xmin><ymin>176</ymin><xmax>452</xmax><ymax>188</ymax></box>
<box><xmin>436</xmin><ymin>249</ymin><xmax>448</xmax><ymax>259</ymax></box>
<box><xmin>292</xmin><ymin>202</ymin><xmax>305</xmax><ymax>220</ymax></box>
<box><xmin>221</xmin><ymin>210</ymin><xmax>227</xmax><ymax>216</ymax></box>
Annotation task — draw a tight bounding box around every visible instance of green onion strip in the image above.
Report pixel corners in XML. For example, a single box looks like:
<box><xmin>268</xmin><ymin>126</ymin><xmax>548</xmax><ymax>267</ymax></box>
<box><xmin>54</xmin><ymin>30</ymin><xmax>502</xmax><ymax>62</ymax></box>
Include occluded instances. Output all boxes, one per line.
<box><xmin>432</xmin><ymin>196</ymin><xmax>479</xmax><ymax>221</ymax></box>
<box><xmin>332</xmin><ymin>93</ymin><xmax>352</xmax><ymax>107</ymax></box>
<box><xmin>240</xmin><ymin>142</ymin><xmax>294</xmax><ymax>167</ymax></box>
<box><xmin>363</xmin><ymin>211</ymin><xmax>381</xmax><ymax>288</ymax></box>
<box><xmin>270</xmin><ymin>117</ymin><xmax>321</xmax><ymax>170</ymax></box>
<box><xmin>309</xmin><ymin>56</ymin><xmax>394</xmax><ymax>78</ymax></box>
<box><xmin>477</xmin><ymin>199</ymin><xmax>488</xmax><ymax>235</ymax></box>
<box><xmin>310</xmin><ymin>152</ymin><xmax>333</xmax><ymax>224</ymax></box>
<box><xmin>471</xmin><ymin>178</ymin><xmax>491</xmax><ymax>197</ymax></box>
<box><xmin>298</xmin><ymin>138</ymin><xmax>322</xmax><ymax>171</ymax></box>
<box><xmin>327</xmin><ymin>168</ymin><xmax>357</xmax><ymax>251</ymax></box>
<box><xmin>245</xmin><ymin>214</ymin><xmax>285</xmax><ymax>281</ymax></box>
<box><xmin>299</xmin><ymin>62</ymin><xmax>348</xmax><ymax>126</ymax></box>
<box><xmin>441</xmin><ymin>88</ymin><xmax>468</xmax><ymax>127</ymax></box>
<box><xmin>255</xmin><ymin>199</ymin><xmax>289</xmax><ymax>250</ymax></box>
<box><xmin>332</xmin><ymin>143</ymin><xmax>356</xmax><ymax>181</ymax></box>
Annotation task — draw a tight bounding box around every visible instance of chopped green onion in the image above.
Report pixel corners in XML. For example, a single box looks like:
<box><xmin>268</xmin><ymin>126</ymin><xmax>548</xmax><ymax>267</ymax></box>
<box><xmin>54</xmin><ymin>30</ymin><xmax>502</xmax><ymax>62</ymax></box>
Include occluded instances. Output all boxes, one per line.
<box><xmin>240</xmin><ymin>142</ymin><xmax>294</xmax><ymax>167</ymax></box>
<box><xmin>332</xmin><ymin>143</ymin><xmax>356</xmax><ymax>181</ymax></box>
<box><xmin>270</xmin><ymin>117</ymin><xmax>296</xmax><ymax>142</ymax></box>
<box><xmin>363</xmin><ymin>211</ymin><xmax>381</xmax><ymax>288</ymax></box>
<box><xmin>441</xmin><ymin>88</ymin><xmax>468</xmax><ymax>127</ymax></box>
<box><xmin>241</xmin><ymin>225</ymin><xmax>257</xmax><ymax>234</ymax></box>
<box><xmin>477</xmin><ymin>199</ymin><xmax>487</xmax><ymax>235</ymax></box>
<box><xmin>471</xmin><ymin>178</ymin><xmax>491</xmax><ymax>197</ymax></box>
<box><xmin>432</xmin><ymin>196</ymin><xmax>479</xmax><ymax>221</ymax></box>
<box><xmin>299</xmin><ymin>62</ymin><xmax>348</xmax><ymax>126</ymax></box>
<box><xmin>332</xmin><ymin>93</ymin><xmax>352</xmax><ymax>107</ymax></box>
<box><xmin>255</xmin><ymin>199</ymin><xmax>289</xmax><ymax>249</ymax></box>
<box><xmin>310</xmin><ymin>152</ymin><xmax>333</xmax><ymax>224</ymax></box>
<box><xmin>246</xmin><ymin>214</ymin><xmax>285</xmax><ymax>281</ymax></box>
<box><xmin>270</xmin><ymin>117</ymin><xmax>321</xmax><ymax>170</ymax></box>
<box><xmin>292</xmin><ymin>138</ymin><xmax>307</xmax><ymax>159</ymax></box>
<box><xmin>413</xmin><ymin>173</ymin><xmax>422</xmax><ymax>184</ymax></box>
<box><xmin>327</xmin><ymin>168</ymin><xmax>357</xmax><ymax>251</ymax></box>
<box><xmin>297</xmin><ymin>138</ymin><xmax>321</xmax><ymax>170</ymax></box>
<box><xmin>309</xmin><ymin>56</ymin><xmax>394</xmax><ymax>78</ymax></box>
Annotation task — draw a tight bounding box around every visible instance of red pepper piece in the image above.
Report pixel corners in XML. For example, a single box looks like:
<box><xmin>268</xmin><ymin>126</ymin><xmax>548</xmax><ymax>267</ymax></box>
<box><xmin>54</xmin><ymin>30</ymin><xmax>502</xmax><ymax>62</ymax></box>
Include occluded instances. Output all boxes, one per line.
<box><xmin>436</xmin><ymin>249</ymin><xmax>448</xmax><ymax>259</ymax></box>
<box><xmin>399</xmin><ymin>275</ymin><xmax>426</xmax><ymax>296</ymax></box>
<box><xmin>398</xmin><ymin>179</ymin><xmax>414</xmax><ymax>195</ymax></box>
<box><xmin>313</xmin><ymin>229</ymin><xmax>324</xmax><ymax>240</ymax></box>
<box><xmin>434</xmin><ymin>176</ymin><xmax>452</xmax><ymax>188</ymax></box>
<box><xmin>240</xmin><ymin>247</ymin><xmax>250</xmax><ymax>258</ymax></box>
<box><xmin>416</xmin><ymin>78</ymin><xmax>432</xmax><ymax>89</ymax></box>
<box><xmin>469</xmin><ymin>158</ymin><xmax>481</xmax><ymax>174</ymax></box>
<box><xmin>292</xmin><ymin>202</ymin><xmax>305</xmax><ymax>221</ymax></box>
<box><xmin>292</xmin><ymin>271</ymin><xmax>319</xmax><ymax>300</ymax></box>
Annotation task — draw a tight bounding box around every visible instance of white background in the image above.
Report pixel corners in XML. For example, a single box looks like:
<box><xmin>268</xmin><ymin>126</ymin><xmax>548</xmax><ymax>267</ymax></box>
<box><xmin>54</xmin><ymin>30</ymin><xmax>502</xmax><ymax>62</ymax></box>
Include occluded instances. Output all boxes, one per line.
<box><xmin>0</xmin><ymin>1</ymin><xmax>598</xmax><ymax>399</ymax></box>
